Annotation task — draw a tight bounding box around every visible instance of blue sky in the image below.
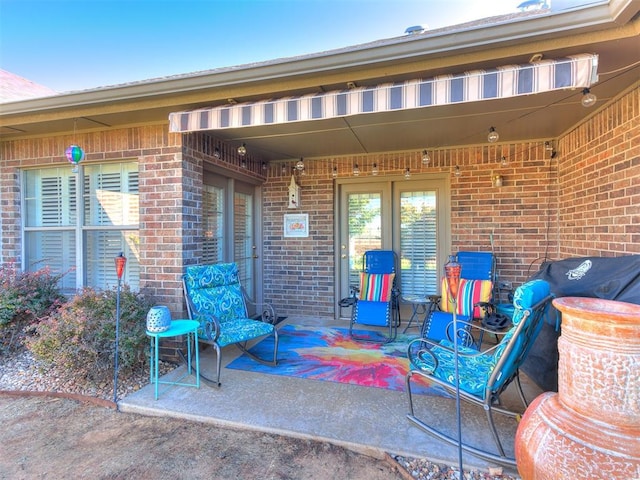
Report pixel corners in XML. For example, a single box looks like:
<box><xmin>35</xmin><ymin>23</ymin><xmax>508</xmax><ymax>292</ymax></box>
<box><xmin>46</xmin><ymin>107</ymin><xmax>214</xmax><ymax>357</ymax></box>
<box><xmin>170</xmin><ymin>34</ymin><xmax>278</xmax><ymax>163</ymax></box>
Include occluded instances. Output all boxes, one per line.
<box><xmin>0</xmin><ymin>0</ymin><xmax>583</xmax><ymax>92</ymax></box>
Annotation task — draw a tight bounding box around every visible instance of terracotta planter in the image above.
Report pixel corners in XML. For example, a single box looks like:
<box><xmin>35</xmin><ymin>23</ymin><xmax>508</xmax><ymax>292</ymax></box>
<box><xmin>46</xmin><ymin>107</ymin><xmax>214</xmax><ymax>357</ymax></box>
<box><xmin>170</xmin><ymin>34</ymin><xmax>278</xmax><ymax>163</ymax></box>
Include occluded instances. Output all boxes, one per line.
<box><xmin>515</xmin><ymin>297</ymin><xmax>640</xmax><ymax>480</ymax></box>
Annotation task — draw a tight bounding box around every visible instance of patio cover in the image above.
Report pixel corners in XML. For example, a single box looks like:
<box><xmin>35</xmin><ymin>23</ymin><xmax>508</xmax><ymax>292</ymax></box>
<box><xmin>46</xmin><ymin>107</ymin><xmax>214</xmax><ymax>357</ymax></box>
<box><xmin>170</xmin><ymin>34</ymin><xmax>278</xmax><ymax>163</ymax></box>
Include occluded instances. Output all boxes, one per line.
<box><xmin>169</xmin><ymin>54</ymin><xmax>598</xmax><ymax>133</ymax></box>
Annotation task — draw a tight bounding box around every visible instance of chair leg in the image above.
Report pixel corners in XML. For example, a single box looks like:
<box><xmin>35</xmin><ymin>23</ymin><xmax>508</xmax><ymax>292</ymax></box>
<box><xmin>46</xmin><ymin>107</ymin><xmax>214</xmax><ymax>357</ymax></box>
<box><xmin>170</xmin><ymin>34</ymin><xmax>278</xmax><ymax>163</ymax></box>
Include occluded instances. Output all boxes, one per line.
<box><xmin>234</xmin><ymin>330</ymin><xmax>279</xmax><ymax>367</ymax></box>
<box><xmin>513</xmin><ymin>370</ymin><xmax>529</xmax><ymax>409</ymax></box>
<box><xmin>485</xmin><ymin>404</ymin><xmax>507</xmax><ymax>458</ymax></box>
<box><xmin>178</xmin><ymin>341</ymin><xmax>222</xmax><ymax>387</ymax></box>
<box><xmin>405</xmin><ymin>369</ymin><xmax>517</xmax><ymax>467</ymax></box>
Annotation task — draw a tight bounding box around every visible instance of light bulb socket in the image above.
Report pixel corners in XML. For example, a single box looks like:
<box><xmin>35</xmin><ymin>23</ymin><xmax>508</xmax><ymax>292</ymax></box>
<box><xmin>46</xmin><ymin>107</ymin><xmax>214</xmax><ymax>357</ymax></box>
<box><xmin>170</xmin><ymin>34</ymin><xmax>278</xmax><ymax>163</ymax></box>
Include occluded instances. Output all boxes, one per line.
<box><xmin>581</xmin><ymin>88</ymin><xmax>597</xmax><ymax>107</ymax></box>
<box><xmin>487</xmin><ymin>127</ymin><xmax>499</xmax><ymax>143</ymax></box>
<box><xmin>421</xmin><ymin>150</ymin><xmax>430</xmax><ymax>165</ymax></box>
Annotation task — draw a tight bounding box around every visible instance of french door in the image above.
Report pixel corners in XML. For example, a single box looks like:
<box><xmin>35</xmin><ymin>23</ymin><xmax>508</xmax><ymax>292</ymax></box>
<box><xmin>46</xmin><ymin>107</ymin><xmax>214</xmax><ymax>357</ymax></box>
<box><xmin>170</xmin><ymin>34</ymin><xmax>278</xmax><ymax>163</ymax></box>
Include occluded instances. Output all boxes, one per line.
<box><xmin>337</xmin><ymin>176</ymin><xmax>450</xmax><ymax>318</ymax></box>
<box><xmin>203</xmin><ymin>171</ymin><xmax>262</xmax><ymax>311</ymax></box>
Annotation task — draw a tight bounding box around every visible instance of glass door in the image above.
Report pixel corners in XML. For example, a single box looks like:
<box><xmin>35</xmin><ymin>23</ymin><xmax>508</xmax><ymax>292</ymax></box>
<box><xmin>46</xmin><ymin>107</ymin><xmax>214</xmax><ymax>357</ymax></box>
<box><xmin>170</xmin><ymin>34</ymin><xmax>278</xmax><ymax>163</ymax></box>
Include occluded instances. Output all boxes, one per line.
<box><xmin>233</xmin><ymin>187</ymin><xmax>255</xmax><ymax>301</ymax></box>
<box><xmin>203</xmin><ymin>172</ymin><xmax>261</xmax><ymax>314</ymax></box>
<box><xmin>337</xmin><ymin>176</ymin><xmax>449</xmax><ymax>319</ymax></box>
<box><xmin>338</xmin><ymin>182</ymin><xmax>391</xmax><ymax>312</ymax></box>
<box><xmin>395</xmin><ymin>186</ymin><xmax>440</xmax><ymax>297</ymax></box>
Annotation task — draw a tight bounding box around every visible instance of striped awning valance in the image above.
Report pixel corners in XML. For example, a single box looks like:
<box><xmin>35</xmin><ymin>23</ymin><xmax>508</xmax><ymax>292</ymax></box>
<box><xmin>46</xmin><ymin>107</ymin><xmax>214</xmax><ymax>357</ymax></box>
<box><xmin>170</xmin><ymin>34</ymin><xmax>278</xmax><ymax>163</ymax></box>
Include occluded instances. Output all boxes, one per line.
<box><xmin>169</xmin><ymin>53</ymin><xmax>598</xmax><ymax>133</ymax></box>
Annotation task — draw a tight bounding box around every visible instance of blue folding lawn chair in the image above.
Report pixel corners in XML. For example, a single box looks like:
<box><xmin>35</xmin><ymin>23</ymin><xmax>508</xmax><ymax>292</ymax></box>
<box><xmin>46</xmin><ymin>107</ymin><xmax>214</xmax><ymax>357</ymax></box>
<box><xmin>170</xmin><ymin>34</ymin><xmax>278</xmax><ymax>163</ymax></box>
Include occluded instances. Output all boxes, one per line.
<box><xmin>349</xmin><ymin>250</ymin><xmax>400</xmax><ymax>343</ymax></box>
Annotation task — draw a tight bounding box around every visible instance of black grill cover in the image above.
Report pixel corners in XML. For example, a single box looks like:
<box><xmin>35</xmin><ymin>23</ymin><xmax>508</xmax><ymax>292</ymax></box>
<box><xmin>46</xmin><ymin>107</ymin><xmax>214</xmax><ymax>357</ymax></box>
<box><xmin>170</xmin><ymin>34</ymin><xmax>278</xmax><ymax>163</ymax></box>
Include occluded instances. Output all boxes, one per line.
<box><xmin>522</xmin><ymin>255</ymin><xmax>640</xmax><ymax>392</ymax></box>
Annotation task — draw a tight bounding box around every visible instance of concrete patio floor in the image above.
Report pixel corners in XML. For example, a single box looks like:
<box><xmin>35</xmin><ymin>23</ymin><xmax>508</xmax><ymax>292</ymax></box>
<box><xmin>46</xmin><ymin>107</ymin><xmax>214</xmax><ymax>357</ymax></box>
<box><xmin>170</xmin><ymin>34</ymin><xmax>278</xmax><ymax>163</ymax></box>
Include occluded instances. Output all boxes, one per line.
<box><xmin>119</xmin><ymin>316</ymin><xmax>542</xmax><ymax>473</ymax></box>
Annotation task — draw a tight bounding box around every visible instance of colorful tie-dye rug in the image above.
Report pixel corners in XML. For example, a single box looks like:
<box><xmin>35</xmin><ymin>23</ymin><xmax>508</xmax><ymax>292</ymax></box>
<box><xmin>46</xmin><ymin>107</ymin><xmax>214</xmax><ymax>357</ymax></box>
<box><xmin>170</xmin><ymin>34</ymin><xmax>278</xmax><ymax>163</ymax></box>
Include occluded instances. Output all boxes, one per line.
<box><xmin>226</xmin><ymin>324</ymin><xmax>445</xmax><ymax>396</ymax></box>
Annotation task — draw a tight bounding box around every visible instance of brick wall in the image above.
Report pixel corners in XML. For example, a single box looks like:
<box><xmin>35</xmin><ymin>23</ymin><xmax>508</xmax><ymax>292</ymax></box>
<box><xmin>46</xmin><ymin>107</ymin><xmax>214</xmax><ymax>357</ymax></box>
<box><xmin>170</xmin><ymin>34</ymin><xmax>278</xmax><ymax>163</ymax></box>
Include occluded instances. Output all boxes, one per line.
<box><xmin>263</xmin><ymin>169</ymin><xmax>336</xmax><ymax>317</ymax></box>
<box><xmin>261</xmin><ymin>143</ymin><xmax>559</xmax><ymax>317</ymax></box>
<box><xmin>556</xmin><ymin>86</ymin><xmax>639</xmax><ymax>257</ymax></box>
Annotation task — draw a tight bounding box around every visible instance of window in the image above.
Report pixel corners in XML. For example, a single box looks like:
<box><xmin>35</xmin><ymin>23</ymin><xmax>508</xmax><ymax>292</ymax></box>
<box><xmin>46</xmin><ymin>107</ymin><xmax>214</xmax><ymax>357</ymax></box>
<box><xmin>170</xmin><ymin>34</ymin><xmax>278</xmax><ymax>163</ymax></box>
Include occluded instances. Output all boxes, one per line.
<box><xmin>202</xmin><ymin>184</ymin><xmax>224</xmax><ymax>264</ymax></box>
<box><xmin>23</xmin><ymin>162</ymin><xmax>139</xmax><ymax>292</ymax></box>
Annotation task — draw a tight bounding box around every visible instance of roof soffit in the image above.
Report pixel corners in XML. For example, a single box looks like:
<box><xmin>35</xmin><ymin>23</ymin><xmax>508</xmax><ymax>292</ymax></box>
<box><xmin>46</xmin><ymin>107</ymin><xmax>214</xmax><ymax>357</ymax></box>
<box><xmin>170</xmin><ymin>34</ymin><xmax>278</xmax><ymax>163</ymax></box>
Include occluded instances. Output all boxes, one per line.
<box><xmin>0</xmin><ymin>0</ymin><xmax>638</xmax><ymax>135</ymax></box>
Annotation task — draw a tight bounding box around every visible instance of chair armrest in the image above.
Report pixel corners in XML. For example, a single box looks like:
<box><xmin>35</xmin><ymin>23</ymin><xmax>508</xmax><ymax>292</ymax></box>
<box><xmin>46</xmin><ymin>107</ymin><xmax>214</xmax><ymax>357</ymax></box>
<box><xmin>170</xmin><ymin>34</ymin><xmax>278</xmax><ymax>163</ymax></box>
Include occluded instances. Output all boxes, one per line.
<box><xmin>197</xmin><ymin>313</ymin><xmax>222</xmax><ymax>341</ymax></box>
<box><xmin>407</xmin><ymin>337</ymin><xmax>439</xmax><ymax>373</ymax></box>
<box><xmin>443</xmin><ymin>319</ymin><xmax>477</xmax><ymax>348</ymax></box>
<box><xmin>408</xmin><ymin>334</ymin><xmax>493</xmax><ymax>359</ymax></box>
<box><xmin>241</xmin><ymin>286</ymin><xmax>278</xmax><ymax>324</ymax></box>
<box><xmin>183</xmin><ymin>287</ymin><xmax>222</xmax><ymax>340</ymax></box>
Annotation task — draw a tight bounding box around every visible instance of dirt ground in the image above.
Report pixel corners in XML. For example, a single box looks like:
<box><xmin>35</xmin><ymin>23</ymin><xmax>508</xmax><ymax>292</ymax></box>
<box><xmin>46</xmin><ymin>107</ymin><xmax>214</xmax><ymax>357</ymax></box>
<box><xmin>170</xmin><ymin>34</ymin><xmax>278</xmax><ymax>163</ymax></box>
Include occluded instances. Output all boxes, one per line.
<box><xmin>0</xmin><ymin>393</ymin><xmax>407</xmax><ymax>480</ymax></box>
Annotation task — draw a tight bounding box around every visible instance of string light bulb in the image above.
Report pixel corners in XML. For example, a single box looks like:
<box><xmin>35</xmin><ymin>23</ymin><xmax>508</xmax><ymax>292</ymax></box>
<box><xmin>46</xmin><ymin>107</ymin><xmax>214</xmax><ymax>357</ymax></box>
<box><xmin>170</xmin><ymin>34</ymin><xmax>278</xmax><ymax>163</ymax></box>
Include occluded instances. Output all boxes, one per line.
<box><xmin>372</xmin><ymin>163</ymin><xmax>379</xmax><ymax>176</ymax></box>
<box><xmin>491</xmin><ymin>172</ymin><xmax>503</xmax><ymax>188</ymax></box>
<box><xmin>237</xmin><ymin>143</ymin><xmax>247</xmax><ymax>156</ymax></box>
<box><xmin>332</xmin><ymin>166</ymin><xmax>338</xmax><ymax>178</ymax></box>
<box><xmin>296</xmin><ymin>158</ymin><xmax>305</xmax><ymax>171</ymax></box>
<box><xmin>353</xmin><ymin>163</ymin><xmax>360</xmax><ymax>176</ymax></box>
<box><xmin>404</xmin><ymin>167</ymin><xmax>411</xmax><ymax>179</ymax></box>
<box><xmin>487</xmin><ymin>127</ymin><xmax>499</xmax><ymax>143</ymax></box>
<box><xmin>581</xmin><ymin>88</ymin><xmax>597</xmax><ymax>107</ymax></box>
<box><xmin>501</xmin><ymin>156</ymin><xmax>508</xmax><ymax>167</ymax></box>
<box><xmin>454</xmin><ymin>166</ymin><xmax>461</xmax><ymax>177</ymax></box>
<box><xmin>421</xmin><ymin>150</ymin><xmax>431</xmax><ymax>165</ymax></box>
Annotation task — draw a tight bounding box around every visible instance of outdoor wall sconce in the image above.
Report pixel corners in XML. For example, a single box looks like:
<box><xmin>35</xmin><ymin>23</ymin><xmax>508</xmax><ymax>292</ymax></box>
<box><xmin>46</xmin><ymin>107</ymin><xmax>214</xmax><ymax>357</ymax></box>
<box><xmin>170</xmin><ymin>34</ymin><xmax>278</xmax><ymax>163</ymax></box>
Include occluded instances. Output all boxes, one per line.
<box><xmin>237</xmin><ymin>143</ymin><xmax>247</xmax><ymax>156</ymax></box>
<box><xmin>491</xmin><ymin>172</ymin><xmax>503</xmax><ymax>188</ymax></box>
<box><xmin>581</xmin><ymin>88</ymin><xmax>597</xmax><ymax>107</ymax></box>
<box><xmin>372</xmin><ymin>163</ymin><xmax>379</xmax><ymax>176</ymax></box>
<box><xmin>421</xmin><ymin>150</ymin><xmax>431</xmax><ymax>165</ymax></box>
<box><xmin>353</xmin><ymin>163</ymin><xmax>360</xmax><ymax>176</ymax></box>
<box><xmin>487</xmin><ymin>127</ymin><xmax>499</xmax><ymax>143</ymax></box>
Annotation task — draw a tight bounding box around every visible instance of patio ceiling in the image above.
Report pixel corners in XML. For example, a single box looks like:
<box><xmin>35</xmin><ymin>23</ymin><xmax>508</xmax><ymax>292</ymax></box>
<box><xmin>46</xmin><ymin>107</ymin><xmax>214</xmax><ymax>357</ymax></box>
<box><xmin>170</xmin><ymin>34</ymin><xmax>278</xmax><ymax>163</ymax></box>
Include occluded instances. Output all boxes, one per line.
<box><xmin>1</xmin><ymin>2</ymin><xmax>639</xmax><ymax>163</ymax></box>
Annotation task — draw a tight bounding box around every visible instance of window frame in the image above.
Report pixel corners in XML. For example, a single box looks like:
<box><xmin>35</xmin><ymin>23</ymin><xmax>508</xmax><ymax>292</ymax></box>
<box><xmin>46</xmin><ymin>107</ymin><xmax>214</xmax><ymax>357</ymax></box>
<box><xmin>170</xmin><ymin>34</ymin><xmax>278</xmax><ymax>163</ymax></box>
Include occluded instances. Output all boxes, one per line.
<box><xmin>21</xmin><ymin>161</ymin><xmax>140</xmax><ymax>293</ymax></box>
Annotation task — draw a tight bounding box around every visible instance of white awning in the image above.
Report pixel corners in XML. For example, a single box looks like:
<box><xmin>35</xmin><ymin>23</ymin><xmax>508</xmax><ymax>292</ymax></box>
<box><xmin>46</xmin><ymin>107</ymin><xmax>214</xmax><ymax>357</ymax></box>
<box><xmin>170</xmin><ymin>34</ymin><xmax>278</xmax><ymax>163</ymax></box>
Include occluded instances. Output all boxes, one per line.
<box><xmin>169</xmin><ymin>54</ymin><xmax>598</xmax><ymax>133</ymax></box>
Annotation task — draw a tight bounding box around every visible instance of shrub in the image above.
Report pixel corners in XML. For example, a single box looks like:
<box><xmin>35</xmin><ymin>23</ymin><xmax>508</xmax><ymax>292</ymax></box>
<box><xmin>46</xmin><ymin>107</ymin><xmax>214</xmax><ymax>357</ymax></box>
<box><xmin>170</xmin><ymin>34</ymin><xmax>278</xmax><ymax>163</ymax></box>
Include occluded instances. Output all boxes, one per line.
<box><xmin>0</xmin><ymin>264</ymin><xmax>67</xmax><ymax>352</ymax></box>
<box><xmin>27</xmin><ymin>285</ymin><xmax>156</xmax><ymax>384</ymax></box>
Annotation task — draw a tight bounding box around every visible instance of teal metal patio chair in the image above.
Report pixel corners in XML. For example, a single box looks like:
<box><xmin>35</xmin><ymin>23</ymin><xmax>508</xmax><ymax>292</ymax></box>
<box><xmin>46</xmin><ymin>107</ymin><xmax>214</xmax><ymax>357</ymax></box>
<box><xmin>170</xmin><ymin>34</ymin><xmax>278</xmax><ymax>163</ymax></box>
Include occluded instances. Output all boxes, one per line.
<box><xmin>405</xmin><ymin>279</ymin><xmax>553</xmax><ymax>465</ymax></box>
<box><xmin>183</xmin><ymin>263</ymin><xmax>279</xmax><ymax>386</ymax></box>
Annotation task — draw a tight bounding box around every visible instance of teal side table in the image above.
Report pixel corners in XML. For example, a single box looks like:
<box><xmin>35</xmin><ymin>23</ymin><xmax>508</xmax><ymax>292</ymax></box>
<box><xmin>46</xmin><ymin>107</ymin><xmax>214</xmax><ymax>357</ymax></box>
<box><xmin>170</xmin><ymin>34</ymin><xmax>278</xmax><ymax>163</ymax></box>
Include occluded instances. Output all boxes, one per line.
<box><xmin>147</xmin><ymin>319</ymin><xmax>200</xmax><ymax>400</ymax></box>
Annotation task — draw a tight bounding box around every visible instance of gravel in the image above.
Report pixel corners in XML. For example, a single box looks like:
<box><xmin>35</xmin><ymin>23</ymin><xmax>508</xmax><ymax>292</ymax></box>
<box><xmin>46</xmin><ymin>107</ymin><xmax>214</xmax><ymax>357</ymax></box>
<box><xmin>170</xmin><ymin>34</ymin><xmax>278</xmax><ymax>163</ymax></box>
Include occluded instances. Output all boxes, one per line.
<box><xmin>0</xmin><ymin>349</ymin><xmax>520</xmax><ymax>480</ymax></box>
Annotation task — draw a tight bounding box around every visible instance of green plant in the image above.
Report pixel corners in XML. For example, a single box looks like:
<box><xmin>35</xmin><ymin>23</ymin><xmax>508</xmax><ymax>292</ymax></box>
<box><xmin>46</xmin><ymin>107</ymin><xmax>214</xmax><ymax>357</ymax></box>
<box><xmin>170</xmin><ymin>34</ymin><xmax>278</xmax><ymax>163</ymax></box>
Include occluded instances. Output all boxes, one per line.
<box><xmin>27</xmin><ymin>285</ymin><xmax>156</xmax><ymax>384</ymax></box>
<box><xmin>0</xmin><ymin>264</ymin><xmax>67</xmax><ymax>352</ymax></box>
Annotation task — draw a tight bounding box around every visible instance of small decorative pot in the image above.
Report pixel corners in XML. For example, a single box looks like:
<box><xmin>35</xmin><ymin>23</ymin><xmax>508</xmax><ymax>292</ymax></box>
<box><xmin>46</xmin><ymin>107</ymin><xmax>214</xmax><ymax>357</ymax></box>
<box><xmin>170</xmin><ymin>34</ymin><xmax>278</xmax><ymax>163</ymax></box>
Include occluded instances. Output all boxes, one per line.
<box><xmin>146</xmin><ymin>306</ymin><xmax>172</xmax><ymax>333</ymax></box>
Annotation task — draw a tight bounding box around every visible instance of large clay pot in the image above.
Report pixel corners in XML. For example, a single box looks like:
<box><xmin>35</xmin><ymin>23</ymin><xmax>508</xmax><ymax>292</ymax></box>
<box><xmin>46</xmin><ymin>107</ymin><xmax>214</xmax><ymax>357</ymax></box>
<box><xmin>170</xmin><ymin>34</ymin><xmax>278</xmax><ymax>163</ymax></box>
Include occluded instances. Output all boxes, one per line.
<box><xmin>515</xmin><ymin>297</ymin><xmax>640</xmax><ymax>480</ymax></box>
